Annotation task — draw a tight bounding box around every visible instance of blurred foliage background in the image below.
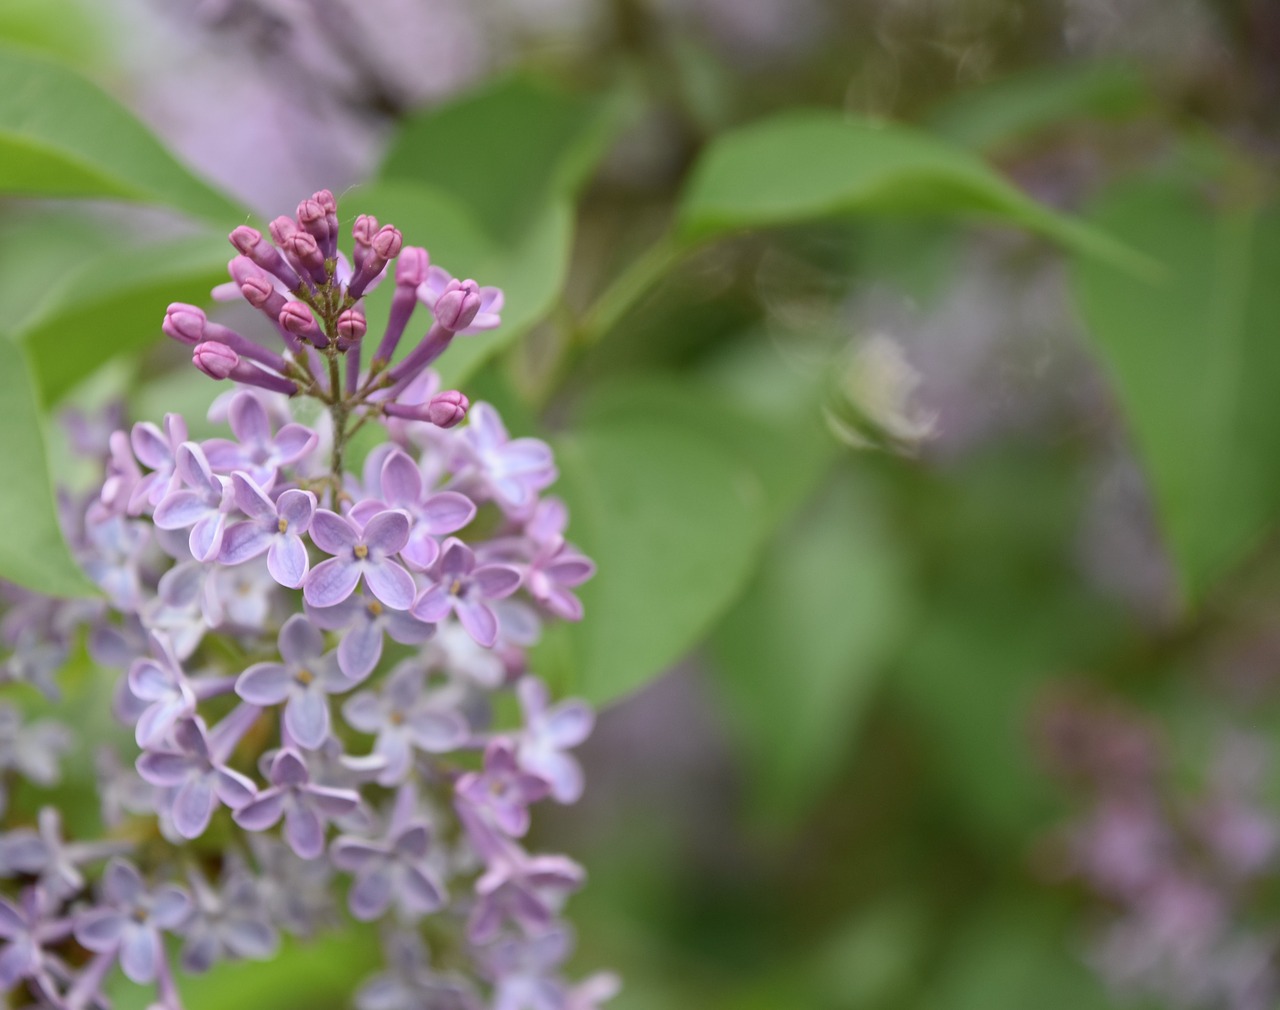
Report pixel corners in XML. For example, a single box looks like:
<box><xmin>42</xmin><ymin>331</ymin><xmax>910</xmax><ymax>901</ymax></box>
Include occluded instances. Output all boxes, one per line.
<box><xmin>3</xmin><ymin>0</ymin><xmax>1280</xmax><ymax>1007</ymax></box>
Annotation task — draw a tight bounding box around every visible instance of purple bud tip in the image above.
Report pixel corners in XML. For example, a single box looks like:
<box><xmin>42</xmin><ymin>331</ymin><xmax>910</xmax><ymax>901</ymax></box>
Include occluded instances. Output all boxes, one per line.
<box><xmin>372</xmin><ymin>225</ymin><xmax>403</xmax><ymax>260</ymax></box>
<box><xmin>353</xmin><ymin>215</ymin><xmax>379</xmax><ymax>246</ymax></box>
<box><xmin>163</xmin><ymin>303</ymin><xmax>208</xmax><ymax>345</ymax></box>
<box><xmin>240</xmin><ymin>276</ymin><xmax>275</xmax><ymax>308</ymax></box>
<box><xmin>337</xmin><ymin>309</ymin><xmax>367</xmax><ymax>342</ymax></box>
<box><xmin>429</xmin><ymin>390</ymin><xmax>469</xmax><ymax>428</ymax></box>
<box><xmin>434</xmin><ymin>278</ymin><xmax>483</xmax><ymax>332</ymax></box>
<box><xmin>279</xmin><ymin>302</ymin><xmax>320</xmax><ymax>338</ymax></box>
<box><xmin>193</xmin><ymin>341</ymin><xmax>238</xmax><ymax>379</ymax></box>
<box><xmin>285</xmin><ymin>231</ymin><xmax>324</xmax><ymax>269</ymax></box>
<box><xmin>313</xmin><ymin>189</ymin><xmax>337</xmax><ymax>213</ymax></box>
<box><xmin>297</xmin><ymin>199</ymin><xmax>326</xmax><ymax>226</ymax></box>
<box><xmin>229</xmin><ymin>226</ymin><xmax>262</xmax><ymax>255</ymax></box>
<box><xmin>269</xmin><ymin>216</ymin><xmax>299</xmax><ymax>247</ymax></box>
<box><xmin>395</xmin><ymin>246</ymin><xmax>429</xmax><ymax>287</ymax></box>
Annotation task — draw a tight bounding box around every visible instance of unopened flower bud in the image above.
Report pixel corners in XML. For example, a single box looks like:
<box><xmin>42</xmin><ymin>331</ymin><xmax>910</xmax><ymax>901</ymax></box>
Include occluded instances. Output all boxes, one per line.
<box><xmin>278</xmin><ymin>302</ymin><xmax>328</xmax><ymax>347</ymax></box>
<box><xmin>352</xmin><ymin>214</ymin><xmax>378</xmax><ymax>270</ymax></box>
<box><xmin>268</xmin><ymin>216</ymin><xmax>298</xmax><ymax>247</ymax></box>
<box><xmin>297</xmin><ymin>198</ymin><xmax>332</xmax><ymax>253</ymax></box>
<box><xmin>285</xmin><ymin>231</ymin><xmax>327</xmax><ymax>284</ymax></box>
<box><xmin>313</xmin><ymin>189</ymin><xmax>336</xmax><ymax>213</ymax></box>
<box><xmin>337</xmin><ymin>308</ymin><xmax>367</xmax><ymax>347</ymax></box>
<box><xmin>229</xmin><ymin>226</ymin><xmax>300</xmax><ymax>291</ymax></box>
<box><xmin>240</xmin><ymin>275</ymin><xmax>276</xmax><ymax>309</ymax></box>
<box><xmin>428</xmin><ymin>390</ymin><xmax>469</xmax><ymax>428</ymax></box>
<box><xmin>395</xmin><ymin>247</ymin><xmax>429</xmax><ymax>287</ymax></box>
<box><xmin>372</xmin><ymin>225</ymin><xmax>402</xmax><ymax>260</ymax></box>
<box><xmin>192</xmin><ymin>341</ymin><xmax>238</xmax><ymax>379</ymax></box>
<box><xmin>434</xmin><ymin>279</ymin><xmax>482</xmax><ymax>332</ymax></box>
<box><xmin>163</xmin><ymin>303</ymin><xmax>207</xmax><ymax>345</ymax></box>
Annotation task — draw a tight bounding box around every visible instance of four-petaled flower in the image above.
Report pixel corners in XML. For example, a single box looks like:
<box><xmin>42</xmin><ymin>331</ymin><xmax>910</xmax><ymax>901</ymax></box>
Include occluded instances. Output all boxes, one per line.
<box><xmin>304</xmin><ymin>509</ymin><xmax>416</xmax><ymax>610</ymax></box>
<box><xmin>236</xmin><ymin>615</ymin><xmax>347</xmax><ymax>750</ymax></box>
<box><xmin>456</xmin><ymin>739</ymin><xmax>550</xmax><ymax>837</ymax></box>
<box><xmin>219</xmin><ymin>473</ymin><xmax>317</xmax><ymax>588</ymax></box>
<box><xmin>201</xmin><ymin>392</ymin><xmax>318</xmax><ymax>487</ymax></box>
<box><xmin>331</xmin><ymin>792</ymin><xmax>446</xmax><ymax>922</ymax></box>
<box><xmin>515</xmin><ymin>677</ymin><xmax>595</xmax><ymax>805</ymax></box>
<box><xmin>306</xmin><ymin>594</ymin><xmax>434</xmax><ymax>682</ymax></box>
<box><xmin>411</xmin><ymin>538</ymin><xmax>521</xmax><ymax>648</ymax></box>
<box><xmin>153</xmin><ymin>443</ymin><xmax>232</xmax><ymax>562</ymax></box>
<box><xmin>234</xmin><ymin>749</ymin><xmax>360</xmax><ymax>859</ymax></box>
<box><xmin>74</xmin><ymin>858</ymin><xmax>192</xmax><ymax>984</ymax></box>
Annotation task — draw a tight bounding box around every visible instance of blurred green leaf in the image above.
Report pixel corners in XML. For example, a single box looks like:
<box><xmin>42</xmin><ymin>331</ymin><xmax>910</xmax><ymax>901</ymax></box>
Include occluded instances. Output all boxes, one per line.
<box><xmin>711</xmin><ymin>468</ymin><xmax>911</xmax><ymax>824</ymax></box>
<box><xmin>1072</xmin><ymin>179</ymin><xmax>1280</xmax><ymax>599</ymax></box>
<box><xmin>677</xmin><ymin>111</ymin><xmax>1153</xmax><ymax>274</ymax></box>
<box><xmin>353</xmin><ymin>182</ymin><xmax>571</xmax><ymax>389</ymax></box>
<box><xmin>543</xmin><ymin>412</ymin><xmax>770</xmax><ymax>704</ymax></box>
<box><xmin>0</xmin><ymin>41</ymin><xmax>240</xmax><ymax>222</ymax></box>
<box><xmin>108</xmin><ymin>929</ymin><xmax>380</xmax><ymax>1010</ymax></box>
<box><xmin>0</xmin><ymin>335</ymin><xmax>96</xmax><ymax>596</ymax></box>
<box><xmin>0</xmin><ymin>0</ymin><xmax>94</xmax><ymax>64</ymax></box>
<box><xmin>14</xmin><ymin>232</ymin><xmax>229</xmax><ymax>402</ymax></box>
<box><xmin>379</xmin><ymin>76</ymin><xmax>625</xmax><ymax>240</ymax></box>
<box><xmin>927</xmin><ymin>61</ymin><xmax>1147</xmax><ymax>153</ymax></box>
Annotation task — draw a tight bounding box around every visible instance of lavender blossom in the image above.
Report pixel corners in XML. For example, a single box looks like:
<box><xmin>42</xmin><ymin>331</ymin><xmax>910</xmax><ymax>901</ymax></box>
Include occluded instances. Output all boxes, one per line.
<box><xmin>411</xmin><ymin>538</ymin><xmax>521</xmax><ymax>648</ymax></box>
<box><xmin>233</xmin><ymin>749</ymin><xmax>359</xmax><ymax>859</ymax></box>
<box><xmin>74</xmin><ymin>859</ymin><xmax>191</xmax><ymax>984</ymax></box>
<box><xmin>304</xmin><ymin>509</ymin><xmax>417</xmax><ymax>610</ymax></box>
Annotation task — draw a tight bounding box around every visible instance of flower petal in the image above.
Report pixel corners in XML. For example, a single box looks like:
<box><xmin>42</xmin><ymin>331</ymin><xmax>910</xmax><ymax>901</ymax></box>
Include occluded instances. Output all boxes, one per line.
<box><xmin>285</xmin><ymin>689</ymin><xmax>331</xmax><ymax>751</ymax></box>
<box><xmin>235</xmin><ymin>662</ymin><xmax>291</xmax><ymax>706</ymax></box>
<box><xmin>362</xmin><ymin>561</ymin><xmax>416</xmax><ymax>611</ymax></box>
<box><xmin>267</xmin><ymin>534</ymin><xmax>309</xmax><ymax>589</ymax></box>
<box><xmin>309</xmin><ymin>509</ymin><xmax>358</xmax><ymax>555</ymax></box>
<box><xmin>303</xmin><ymin>558</ymin><xmax>361</xmax><ymax>608</ymax></box>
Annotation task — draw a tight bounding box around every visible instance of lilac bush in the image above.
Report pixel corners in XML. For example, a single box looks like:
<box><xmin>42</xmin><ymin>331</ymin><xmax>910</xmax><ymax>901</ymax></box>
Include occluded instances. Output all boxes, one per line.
<box><xmin>0</xmin><ymin>191</ymin><xmax>612</xmax><ymax>1009</ymax></box>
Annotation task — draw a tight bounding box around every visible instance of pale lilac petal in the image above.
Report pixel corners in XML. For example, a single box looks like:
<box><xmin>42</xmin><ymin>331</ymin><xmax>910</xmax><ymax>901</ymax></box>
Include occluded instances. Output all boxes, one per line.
<box><xmin>385</xmin><ymin>610</ymin><xmax>435</xmax><ymax>645</ymax></box>
<box><xmin>272</xmin><ymin>423</ymin><xmax>319</xmax><ymax>463</ymax></box>
<box><xmin>219</xmin><ymin>521</ymin><xmax>274</xmax><ymax>565</ymax></box>
<box><xmin>120</xmin><ymin>924</ymin><xmax>160</xmax><ymax>982</ymax></box>
<box><xmin>149</xmin><ymin>886</ymin><xmax>192</xmax><ymax>929</ymax></box>
<box><xmin>129</xmin><ymin>659</ymin><xmax>174</xmax><ymax>700</ymax></box>
<box><xmin>362</xmin><ymin>511</ymin><xmax>411</xmax><ymax>556</ymax></box>
<box><xmin>375</xmin><ymin>733</ymin><xmax>412</xmax><ymax>786</ymax></box>
<box><xmin>545</xmin><ymin>556</ymin><xmax>595</xmax><ymax>586</ymax></box>
<box><xmin>473</xmin><ymin>564</ymin><xmax>522</xmax><ymax>600</ymax></box>
<box><xmin>401</xmin><ymin>866</ymin><xmax>444</xmax><ymax>914</ymax></box>
<box><xmin>136</xmin><ymin>752</ymin><xmax>196</xmax><ymax>787</ymax></box>
<box><xmin>400</xmin><ymin>532</ymin><xmax>440</xmax><ymax>571</ymax></box>
<box><xmin>285</xmin><ymin>690</ymin><xmax>331</xmax><ymax>750</ymax></box>
<box><xmin>104</xmin><ymin>858</ymin><xmax>145</xmax><ymax>904</ymax></box>
<box><xmin>306</xmin><ymin>786</ymin><xmax>359</xmax><ymax>818</ymax></box>
<box><xmin>75</xmin><ymin>909</ymin><xmax>124</xmax><ymax>952</ymax></box>
<box><xmin>153</xmin><ymin>491</ymin><xmax>209</xmax><ymax>530</ymax></box>
<box><xmin>456</xmin><ymin>599</ymin><xmax>498</xmax><ymax>648</ymax></box>
<box><xmin>236</xmin><ymin>663</ymin><xmax>291</xmax><ymax>706</ymax></box>
<box><xmin>276</xmin><ymin>488</ymin><xmax>316</xmax><ymax>529</ymax></box>
<box><xmin>278</xmin><ymin>614</ymin><xmax>324</xmax><ymax>665</ymax></box>
<box><xmin>309</xmin><ymin>510</ymin><xmax>358</xmax><ymax>554</ymax></box>
<box><xmin>338</xmin><ymin>623</ymin><xmax>383</xmax><ymax>681</ymax></box>
<box><xmin>305</xmin><ymin>596</ymin><xmax>361</xmax><ymax>631</ymax></box>
<box><xmin>419</xmin><ymin>491</ymin><xmax>475</xmax><ymax>533</ymax></box>
<box><xmin>0</xmin><ymin>900</ymin><xmax>25</xmax><ymax>940</ymax></box>
<box><xmin>224</xmin><ymin>919</ymin><xmax>278</xmax><ymax>960</ymax></box>
<box><xmin>411</xmin><ymin>584</ymin><xmax>453</xmax><ymax>623</ymax></box>
<box><xmin>189</xmin><ymin>513</ymin><xmax>227</xmax><ymax>563</ymax></box>
<box><xmin>136</xmin><ymin>697</ymin><xmax>192</xmax><ymax>749</ymax></box>
<box><xmin>407</xmin><ymin>710</ymin><xmax>467</xmax><ymax>752</ymax></box>
<box><xmin>284</xmin><ymin>805</ymin><xmax>325</xmax><ymax>860</ymax></box>
<box><xmin>234</xmin><ymin>791</ymin><xmax>285</xmax><ymax>831</ymax></box>
<box><xmin>380</xmin><ymin>451</ymin><xmax>423</xmax><ymax>507</ymax></box>
<box><xmin>130</xmin><ymin>422</ymin><xmax>169</xmax><ymax>469</ymax></box>
<box><xmin>330</xmin><ymin>838</ymin><xmax>385</xmax><ymax>873</ymax></box>
<box><xmin>363</xmin><ymin>561</ymin><xmax>416</xmax><ymax>611</ymax></box>
<box><xmin>230</xmin><ymin>472</ymin><xmax>275</xmax><ymax>521</ymax></box>
<box><xmin>304</xmin><ymin>558</ymin><xmax>362</xmax><ymax>608</ymax></box>
<box><xmin>172</xmin><ymin>778</ymin><xmax>217</xmax><ymax>839</ymax></box>
<box><xmin>229</xmin><ymin>394</ymin><xmax>272</xmax><ymax>447</ymax></box>
<box><xmin>349</xmin><ymin>867</ymin><xmax>393</xmax><ymax>920</ymax></box>
<box><xmin>341</xmin><ymin>693</ymin><xmax>383</xmax><ymax>734</ymax></box>
<box><xmin>438</xmin><ymin>539</ymin><xmax>474</xmax><ymax>578</ymax></box>
<box><xmin>267</xmin><ymin>535</ymin><xmax>309</xmax><ymax>588</ymax></box>
<box><xmin>526</xmin><ymin>750</ymin><xmax>584</xmax><ymax>804</ymax></box>
<box><xmin>545</xmin><ymin>702</ymin><xmax>594</xmax><ymax>748</ymax></box>
<box><xmin>270</xmin><ymin>750</ymin><xmax>309</xmax><ymax>786</ymax></box>
<box><xmin>214</xmin><ymin>768</ymin><xmax>258</xmax><ymax>809</ymax></box>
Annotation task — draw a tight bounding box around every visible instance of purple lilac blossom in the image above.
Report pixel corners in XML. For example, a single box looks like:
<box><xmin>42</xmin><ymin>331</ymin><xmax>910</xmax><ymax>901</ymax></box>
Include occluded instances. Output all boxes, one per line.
<box><xmin>0</xmin><ymin>189</ymin><xmax>610</xmax><ymax>1010</ymax></box>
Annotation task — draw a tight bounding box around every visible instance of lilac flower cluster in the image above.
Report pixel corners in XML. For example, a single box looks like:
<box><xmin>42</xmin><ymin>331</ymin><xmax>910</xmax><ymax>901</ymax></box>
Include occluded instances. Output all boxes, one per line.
<box><xmin>0</xmin><ymin>192</ymin><xmax>612</xmax><ymax>1009</ymax></box>
<box><xmin>1036</xmin><ymin>689</ymin><xmax>1280</xmax><ymax>1010</ymax></box>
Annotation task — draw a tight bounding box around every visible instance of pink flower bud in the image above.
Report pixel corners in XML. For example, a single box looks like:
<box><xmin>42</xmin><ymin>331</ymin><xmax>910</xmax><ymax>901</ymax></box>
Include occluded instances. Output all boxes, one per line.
<box><xmin>229</xmin><ymin>226</ymin><xmax>263</xmax><ymax>256</ymax></box>
<box><xmin>428</xmin><ymin>390</ymin><xmax>469</xmax><ymax>428</ymax></box>
<box><xmin>312</xmin><ymin>189</ymin><xmax>337</xmax><ymax>213</ymax></box>
<box><xmin>395</xmin><ymin>246</ymin><xmax>430</xmax><ymax>287</ymax></box>
<box><xmin>193</xmin><ymin>341</ymin><xmax>238</xmax><ymax>379</ymax></box>
<box><xmin>269</xmin><ymin>216</ymin><xmax>299</xmax><ymax>247</ymax></box>
<box><xmin>372</xmin><ymin>225</ymin><xmax>403</xmax><ymax>260</ymax></box>
<box><xmin>433</xmin><ymin>279</ymin><xmax>483</xmax><ymax>332</ymax></box>
<box><xmin>278</xmin><ymin>302</ymin><xmax>327</xmax><ymax>347</ymax></box>
<box><xmin>352</xmin><ymin>214</ymin><xmax>378</xmax><ymax>247</ymax></box>
<box><xmin>163</xmin><ymin>303</ymin><xmax>207</xmax><ymax>345</ymax></box>
<box><xmin>240</xmin><ymin>275</ymin><xmax>276</xmax><ymax>309</ymax></box>
<box><xmin>337</xmin><ymin>308</ymin><xmax>367</xmax><ymax>344</ymax></box>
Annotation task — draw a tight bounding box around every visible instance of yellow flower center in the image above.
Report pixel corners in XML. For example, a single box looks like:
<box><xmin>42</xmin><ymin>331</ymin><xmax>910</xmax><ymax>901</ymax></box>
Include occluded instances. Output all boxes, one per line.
<box><xmin>354</xmin><ymin>544</ymin><xmax>369</xmax><ymax>560</ymax></box>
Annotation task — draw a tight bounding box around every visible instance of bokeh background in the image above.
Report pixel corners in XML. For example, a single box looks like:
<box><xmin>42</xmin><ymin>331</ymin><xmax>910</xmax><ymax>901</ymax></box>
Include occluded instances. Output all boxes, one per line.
<box><xmin>3</xmin><ymin>0</ymin><xmax>1280</xmax><ymax>1007</ymax></box>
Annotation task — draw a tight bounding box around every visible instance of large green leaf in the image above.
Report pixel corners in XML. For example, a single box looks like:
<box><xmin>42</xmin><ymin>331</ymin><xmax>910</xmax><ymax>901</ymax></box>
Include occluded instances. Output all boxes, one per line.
<box><xmin>379</xmin><ymin>76</ymin><xmax>625</xmax><ymax>240</ymax></box>
<box><xmin>14</xmin><ymin>232</ymin><xmax>230</xmax><ymax>402</ymax></box>
<box><xmin>926</xmin><ymin>61</ymin><xmax>1147</xmax><ymax>153</ymax></box>
<box><xmin>541</xmin><ymin>413</ymin><xmax>770</xmax><ymax>705</ymax></box>
<box><xmin>0</xmin><ymin>41</ymin><xmax>240</xmax><ymax>222</ymax></box>
<box><xmin>677</xmin><ymin>111</ymin><xmax>1151</xmax><ymax>272</ymax></box>
<box><xmin>711</xmin><ymin>469</ymin><xmax>911</xmax><ymax>825</ymax></box>
<box><xmin>0</xmin><ymin>335</ymin><xmax>95</xmax><ymax>596</ymax></box>
<box><xmin>352</xmin><ymin>182</ymin><xmax>571</xmax><ymax>390</ymax></box>
<box><xmin>1072</xmin><ymin>179</ymin><xmax>1280</xmax><ymax>599</ymax></box>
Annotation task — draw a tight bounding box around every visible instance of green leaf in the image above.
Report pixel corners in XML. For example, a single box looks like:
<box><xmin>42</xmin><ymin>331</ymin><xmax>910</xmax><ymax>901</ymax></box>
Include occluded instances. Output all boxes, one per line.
<box><xmin>677</xmin><ymin>111</ymin><xmax>1153</xmax><ymax>274</ymax></box>
<box><xmin>711</xmin><ymin>468</ymin><xmax>911</xmax><ymax>825</ymax></box>
<box><xmin>540</xmin><ymin>414</ymin><xmax>770</xmax><ymax>705</ymax></box>
<box><xmin>926</xmin><ymin>61</ymin><xmax>1147</xmax><ymax>153</ymax></box>
<box><xmin>13</xmin><ymin>231</ymin><xmax>230</xmax><ymax>402</ymax></box>
<box><xmin>352</xmin><ymin>181</ymin><xmax>572</xmax><ymax>389</ymax></box>
<box><xmin>0</xmin><ymin>0</ymin><xmax>95</xmax><ymax>64</ymax></box>
<box><xmin>0</xmin><ymin>334</ymin><xmax>96</xmax><ymax>596</ymax></box>
<box><xmin>0</xmin><ymin>41</ymin><xmax>241</xmax><ymax>222</ymax></box>
<box><xmin>1072</xmin><ymin>179</ymin><xmax>1280</xmax><ymax>599</ymax></box>
<box><xmin>379</xmin><ymin>75</ymin><xmax>625</xmax><ymax>240</ymax></box>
